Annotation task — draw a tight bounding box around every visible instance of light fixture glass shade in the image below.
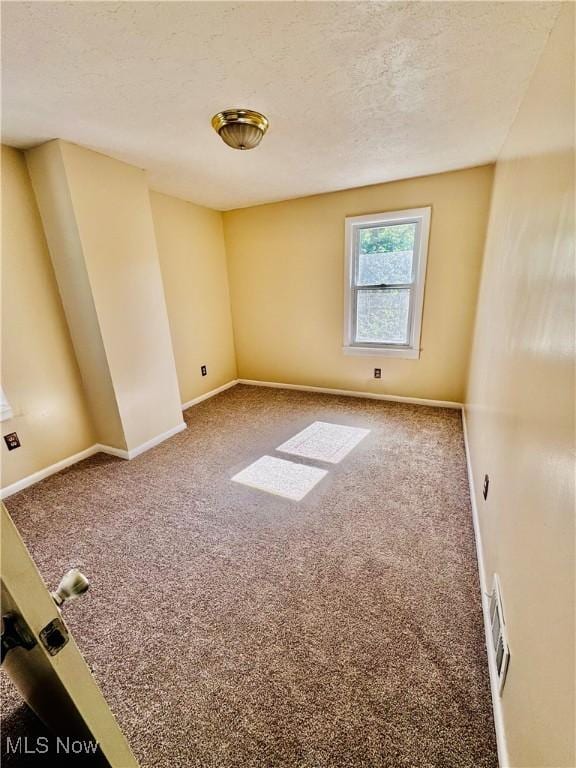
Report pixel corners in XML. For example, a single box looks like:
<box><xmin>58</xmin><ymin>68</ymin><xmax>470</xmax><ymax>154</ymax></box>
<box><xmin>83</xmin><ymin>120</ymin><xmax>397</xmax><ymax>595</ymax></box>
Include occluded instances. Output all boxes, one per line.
<box><xmin>219</xmin><ymin>122</ymin><xmax>264</xmax><ymax>150</ymax></box>
<box><xmin>211</xmin><ymin>109</ymin><xmax>269</xmax><ymax>150</ymax></box>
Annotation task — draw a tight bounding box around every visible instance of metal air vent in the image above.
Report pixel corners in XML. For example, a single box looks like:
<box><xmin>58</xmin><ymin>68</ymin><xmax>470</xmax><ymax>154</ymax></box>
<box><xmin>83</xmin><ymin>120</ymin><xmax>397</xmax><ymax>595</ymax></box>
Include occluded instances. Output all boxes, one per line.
<box><xmin>489</xmin><ymin>575</ymin><xmax>510</xmax><ymax>694</ymax></box>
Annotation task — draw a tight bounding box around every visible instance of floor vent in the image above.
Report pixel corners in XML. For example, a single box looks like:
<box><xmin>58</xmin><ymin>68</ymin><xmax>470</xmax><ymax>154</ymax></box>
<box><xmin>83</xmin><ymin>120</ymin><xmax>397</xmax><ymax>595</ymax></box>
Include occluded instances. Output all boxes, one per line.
<box><xmin>489</xmin><ymin>575</ymin><xmax>510</xmax><ymax>694</ymax></box>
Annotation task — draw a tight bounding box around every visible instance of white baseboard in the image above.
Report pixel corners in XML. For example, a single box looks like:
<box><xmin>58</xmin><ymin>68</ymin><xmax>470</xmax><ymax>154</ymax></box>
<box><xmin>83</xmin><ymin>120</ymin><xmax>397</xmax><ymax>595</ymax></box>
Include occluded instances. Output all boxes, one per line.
<box><xmin>121</xmin><ymin>421</ymin><xmax>187</xmax><ymax>460</ymax></box>
<box><xmin>181</xmin><ymin>379</ymin><xmax>239</xmax><ymax>411</ymax></box>
<box><xmin>0</xmin><ymin>379</ymin><xmax>239</xmax><ymax>498</ymax></box>
<box><xmin>1</xmin><ymin>379</ymin><xmax>458</xmax><ymax>499</ymax></box>
<box><xmin>237</xmin><ymin>379</ymin><xmax>462</xmax><ymax>409</ymax></box>
<box><xmin>461</xmin><ymin>407</ymin><xmax>509</xmax><ymax>767</ymax></box>
<box><xmin>1</xmin><ymin>445</ymin><xmax>101</xmax><ymax>499</ymax></box>
<box><xmin>95</xmin><ymin>443</ymin><xmax>129</xmax><ymax>459</ymax></box>
<box><xmin>1</xmin><ymin>423</ymin><xmax>187</xmax><ymax>499</ymax></box>
<box><xmin>1</xmin><ymin>385</ymin><xmax>508</xmax><ymax>767</ymax></box>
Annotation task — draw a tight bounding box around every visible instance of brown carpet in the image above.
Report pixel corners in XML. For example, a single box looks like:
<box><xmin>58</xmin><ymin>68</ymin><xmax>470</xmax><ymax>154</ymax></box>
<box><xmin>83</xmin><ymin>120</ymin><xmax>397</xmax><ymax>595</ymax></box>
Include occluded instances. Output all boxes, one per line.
<box><xmin>1</xmin><ymin>385</ymin><xmax>497</xmax><ymax>767</ymax></box>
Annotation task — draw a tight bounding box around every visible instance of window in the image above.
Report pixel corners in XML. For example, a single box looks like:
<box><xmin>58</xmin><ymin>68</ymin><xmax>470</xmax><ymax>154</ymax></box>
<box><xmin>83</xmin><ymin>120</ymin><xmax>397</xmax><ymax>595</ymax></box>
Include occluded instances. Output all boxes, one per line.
<box><xmin>343</xmin><ymin>207</ymin><xmax>431</xmax><ymax>358</ymax></box>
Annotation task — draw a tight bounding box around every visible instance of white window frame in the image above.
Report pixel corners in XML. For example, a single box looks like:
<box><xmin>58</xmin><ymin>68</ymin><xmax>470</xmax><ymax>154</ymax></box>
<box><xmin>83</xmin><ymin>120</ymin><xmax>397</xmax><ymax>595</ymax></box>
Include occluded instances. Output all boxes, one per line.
<box><xmin>343</xmin><ymin>207</ymin><xmax>431</xmax><ymax>359</ymax></box>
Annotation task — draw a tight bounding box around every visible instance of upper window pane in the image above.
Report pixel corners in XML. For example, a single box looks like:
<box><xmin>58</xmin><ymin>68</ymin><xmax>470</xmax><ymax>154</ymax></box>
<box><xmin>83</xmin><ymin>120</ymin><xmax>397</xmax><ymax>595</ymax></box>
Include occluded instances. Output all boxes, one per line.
<box><xmin>357</xmin><ymin>223</ymin><xmax>416</xmax><ymax>286</ymax></box>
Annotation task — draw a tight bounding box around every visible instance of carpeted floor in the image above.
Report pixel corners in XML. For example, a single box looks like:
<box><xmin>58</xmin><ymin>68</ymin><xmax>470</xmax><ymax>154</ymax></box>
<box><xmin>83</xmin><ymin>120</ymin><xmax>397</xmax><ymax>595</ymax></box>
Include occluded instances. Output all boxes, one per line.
<box><xmin>1</xmin><ymin>385</ymin><xmax>497</xmax><ymax>767</ymax></box>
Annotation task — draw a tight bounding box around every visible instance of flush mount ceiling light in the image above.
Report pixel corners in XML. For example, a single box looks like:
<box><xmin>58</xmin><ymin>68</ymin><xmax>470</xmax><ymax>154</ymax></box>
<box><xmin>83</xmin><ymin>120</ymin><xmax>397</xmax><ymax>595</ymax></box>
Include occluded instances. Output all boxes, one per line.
<box><xmin>211</xmin><ymin>108</ymin><xmax>269</xmax><ymax>150</ymax></box>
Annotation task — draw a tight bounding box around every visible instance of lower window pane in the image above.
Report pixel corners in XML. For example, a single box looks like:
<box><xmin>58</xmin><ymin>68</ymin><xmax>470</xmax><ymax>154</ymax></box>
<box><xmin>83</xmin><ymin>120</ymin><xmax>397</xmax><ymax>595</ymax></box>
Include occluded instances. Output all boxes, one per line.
<box><xmin>355</xmin><ymin>288</ymin><xmax>410</xmax><ymax>344</ymax></box>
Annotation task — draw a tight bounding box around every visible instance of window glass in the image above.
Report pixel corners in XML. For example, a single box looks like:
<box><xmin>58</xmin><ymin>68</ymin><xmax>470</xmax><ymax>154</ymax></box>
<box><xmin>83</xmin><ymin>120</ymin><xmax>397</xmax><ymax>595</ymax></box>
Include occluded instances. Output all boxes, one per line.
<box><xmin>355</xmin><ymin>288</ymin><xmax>410</xmax><ymax>344</ymax></box>
<box><xmin>344</xmin><ymin>208</ymin><xmax>430</xmax><ymax>356</ymax></box>
<box><xmin>357</xmin><ymin>223</ymin><xmax>416</xmax><ymax>285</ymax></box>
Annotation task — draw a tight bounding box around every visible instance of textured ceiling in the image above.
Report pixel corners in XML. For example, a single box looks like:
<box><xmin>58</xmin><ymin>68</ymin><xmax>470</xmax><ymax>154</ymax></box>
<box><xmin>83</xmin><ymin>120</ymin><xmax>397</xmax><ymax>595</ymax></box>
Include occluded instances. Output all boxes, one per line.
<box><xmin>2</xmin><ymin>1</ymin><xmax>559</xmax><ymax>210</ymax></box>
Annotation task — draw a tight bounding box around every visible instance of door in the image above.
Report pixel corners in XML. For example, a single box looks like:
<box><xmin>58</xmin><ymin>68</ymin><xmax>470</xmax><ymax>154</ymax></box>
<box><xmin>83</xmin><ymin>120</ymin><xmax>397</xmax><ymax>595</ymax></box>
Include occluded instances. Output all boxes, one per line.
<box><xmin>1</xmin><ymin>502</ymin><xmax>138</xmax><ymax>766</ymax></box>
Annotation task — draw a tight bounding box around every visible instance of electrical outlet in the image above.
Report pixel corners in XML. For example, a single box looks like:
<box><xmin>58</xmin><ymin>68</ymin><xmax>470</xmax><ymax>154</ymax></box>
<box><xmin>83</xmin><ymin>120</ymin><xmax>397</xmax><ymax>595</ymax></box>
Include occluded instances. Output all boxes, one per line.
<box><xmin>4</xmin><ymin>432</ymin><xmax>21</xmax><ymax>451</ymax></box>
<box><xmin>201</xmin><ymin>365</ymin><xmax>207</xmax><ymax>377</ymax></box>
<box><xmin>374</xmin><ymin>368</ymin><xmax>381</xmax><ymax>379</ymax></box>
<box><xmin>483</xmin><ymin>474</ymin><xmax>489</xmax><ymax>500</ymax></box>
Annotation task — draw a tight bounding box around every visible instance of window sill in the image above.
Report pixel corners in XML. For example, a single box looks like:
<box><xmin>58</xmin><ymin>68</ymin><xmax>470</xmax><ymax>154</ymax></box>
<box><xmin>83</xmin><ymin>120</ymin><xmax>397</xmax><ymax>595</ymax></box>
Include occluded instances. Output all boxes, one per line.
<box><xmin>342</xmin><ymin>345</ymin><xmax>420</xmax><ymax>359</ymax></box>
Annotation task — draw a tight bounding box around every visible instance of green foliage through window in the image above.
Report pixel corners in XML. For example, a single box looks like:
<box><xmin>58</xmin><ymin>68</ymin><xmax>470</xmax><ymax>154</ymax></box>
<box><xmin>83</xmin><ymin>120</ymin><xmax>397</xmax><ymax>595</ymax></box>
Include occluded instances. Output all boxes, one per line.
<box><xmin>359</xmin><ymin>223</ymin><xmax>415</xmax><ymax>254</ymax></box>
<box><xmin>357</xmin><ymin>223</ymin><xmax>416</xmax><ymax>286</ymax></box>
<box><xmin>355</xmin><ymin>223</ymin><xmax>416</xmax><ymax>342</ymax></box>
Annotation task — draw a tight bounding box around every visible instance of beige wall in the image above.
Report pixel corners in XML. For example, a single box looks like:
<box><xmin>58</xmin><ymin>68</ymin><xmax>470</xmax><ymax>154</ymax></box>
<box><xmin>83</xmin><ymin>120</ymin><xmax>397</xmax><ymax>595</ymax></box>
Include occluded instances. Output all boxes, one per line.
<box><xmin>2</xmin><ymin>17</ymin><xmax>574</xmax><ymax>760</ymax></box>
<box><xmin>150</xmin><ymin>191</ymin><xmax>237</xmax><ymax>404</ymax></box>
<box><xmin>59</xmin><ymin>142</ymin><xmax>184</xmax><ymax>449</ymax></box>
<box><xmin>27</xmin><ymin>141</ymin><xmax>184</xmax><ymax>453</ymax></box>
<box><xmin>1</xmin><ymin>146</ymin><xmax>95</xmax><ymax>486</ymax></box>
<box><xmin>223</xmin><ymin>165</ymin><xmax>494</xmax><ymax>403</ymax></box>
<box><xmin>3</xmin><ymin>143</ymin><xmax>237</xmax><ymax>488</ymax></box>
<box><xmin>25</xmin><ymin>140</ymin><xmax>126</xmax><ymax>449</ymax></box>
<box><xmin>465</xmin><ymin>6</ymin><xmax>575</xmax><ymax>767</ymax></box>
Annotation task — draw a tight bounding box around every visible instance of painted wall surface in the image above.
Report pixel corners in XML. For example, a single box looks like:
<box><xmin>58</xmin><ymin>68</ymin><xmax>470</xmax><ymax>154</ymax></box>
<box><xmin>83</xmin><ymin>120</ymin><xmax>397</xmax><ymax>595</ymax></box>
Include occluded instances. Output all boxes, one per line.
<box><xmin>223</xmin><ymin>165</ymin><xmax>494</xmax><ymax>403</ymax></box>
<box><xmin>465</xmin><ymin>6</ymin><xmax>575</xmax><ymax>767</ymax></box>
<box><xmin>60</xmin><ymin>142</ymin><xmax>184</xmax><ymax>449</ymax></box>
<box><xmin>150</xmin><ymin>191</ymin><xmax>237</xmax><ymax>404</ymax></box>
<box><xmin>26</xmin><ymin>141</ymin><xmax>126</xmax><ymax>449</ymax></box>
<box><xmin>28</xmin><ymin>141</ymin><xmax>184</xmax><ymax>452</ymax></box>
<box><xmin>1</xmin><ymin>146</ymin><xmax>95</xmax><ymax>487</ymax></box>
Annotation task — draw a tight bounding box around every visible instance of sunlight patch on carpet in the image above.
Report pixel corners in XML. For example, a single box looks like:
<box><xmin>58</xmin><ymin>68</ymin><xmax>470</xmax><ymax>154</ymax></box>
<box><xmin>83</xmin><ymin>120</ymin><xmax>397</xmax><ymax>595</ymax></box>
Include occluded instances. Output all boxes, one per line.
<box><xmin>277</xmin><ymin>421</ymin><xmax>370</xmax><ymax>464</ymax></box>
<box><xmin>231</xmin><ymin>455</ymin><xmax>328</xmax><ymax>501</ymax></box>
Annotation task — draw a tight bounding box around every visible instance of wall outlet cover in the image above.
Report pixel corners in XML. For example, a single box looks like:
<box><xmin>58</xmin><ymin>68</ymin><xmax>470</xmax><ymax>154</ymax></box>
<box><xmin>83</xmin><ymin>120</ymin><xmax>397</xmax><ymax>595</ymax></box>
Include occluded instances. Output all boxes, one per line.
<box><xmin>4</xmin><ymin>432</ymin><xmax>21</xmax><ymax>451</ymax></box>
